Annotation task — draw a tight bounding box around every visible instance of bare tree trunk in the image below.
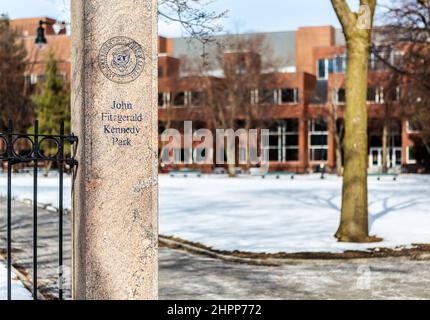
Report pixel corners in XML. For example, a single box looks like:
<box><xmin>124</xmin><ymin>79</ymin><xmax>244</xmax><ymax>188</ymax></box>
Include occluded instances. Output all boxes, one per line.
<box><xmin>332</xmin><ymin>0</ymin><xmax>381</xmax><ymax>243</ymax></box>
<box><xmin>335</xmin><ymin>142</ymin><xmax>343</xmax><ymax>176</ymax></box>
<box><xmin>330</xmin><ymin>92</ymin><xmax>344</xmax><ymax>176</ymax></box>
<box><xmin>382</xmin><ymin>120</ymin><xmax>388</xmax><ymax>173</ymax></box>
<box><xmin>335</xmin><ymin>38</ymin><xmax>371</xmax><ymax>242</ymax></box>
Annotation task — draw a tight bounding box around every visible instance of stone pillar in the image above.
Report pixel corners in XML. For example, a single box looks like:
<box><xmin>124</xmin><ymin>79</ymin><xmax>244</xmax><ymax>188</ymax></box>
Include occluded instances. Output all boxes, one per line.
<box><xmin>71</xmin><ymin>0</ymin><xmax>158</xmax><ymax>300</ymax></box>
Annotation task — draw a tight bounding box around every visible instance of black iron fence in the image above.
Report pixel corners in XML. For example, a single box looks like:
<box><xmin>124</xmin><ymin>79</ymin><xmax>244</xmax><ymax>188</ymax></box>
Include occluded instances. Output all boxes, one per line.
<box><xmin>0</xmin><ymin>120</ymin><xmax>77</xmax><ymax>300</ymax></box>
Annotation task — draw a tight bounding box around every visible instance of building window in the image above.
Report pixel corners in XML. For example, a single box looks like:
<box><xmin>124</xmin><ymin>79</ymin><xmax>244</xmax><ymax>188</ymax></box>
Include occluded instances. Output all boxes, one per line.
<box><xmin>407</xmin><ymin>146</ymin><xmax>417</xmax><ymax>164</ymax></box>
<box><xmin>367</xmin><ymin>87</ymin><xmax>384</xmax><ymax>103</ymax></box>
<box><xmin>158</xmin><ymin>93</ymin><xmax>164</xmax><ymax>107</ymax></box>
<box><xmin>267</xmin><ymin>119</ymin><xmax>299</xmax><ymax>162</ymax></box>
<box><xmin>158</xmin><ymin>92</ymin><xmax>170</xmax><ymax>108</ymax></box>
<box><xmin>335</xmin><ymin>88</ymin><xmax>346</xmax><ymax>104</ymax></box>
<box><xmin>259</xmin><ymin>89</ymin><xmax>275</xmax><ymax>105</ymax></box>
<box><xmin>158</xmin><ymin>67</ymin><xmax>164</xmax><ymax>78</ymax></box>
<box><xmin>334</xmin><ymin>54</ymin><xmax>346</xmax><ymax>73</ymax></box>
<box><xmin>173</xmin><ymin>92</ymin><xmax>186</xmax><ymax>107</ymax></box>
<box><xmin>317</xmin><ymin>59</ymin><xmax>327</xmax><ymax>80</ymax></box>
<box><xmin>277</xmin><ymin>88</ymin><xmax>298</xmax><ymax>104</ymax></box>
<box><xmin>328</xmin><ymin>59</ymin><xmax>334</xmax><ymax>73</ymax></box>
<box><xmin>367</xmin><ymin>87</ymin><xmax>377</xmax><ymax>102</ymax></box>
<box><xmin>29</xmin><ymin>74</ymin><xmax>38</xmax><ymax>84</ymax></box>
<box><xmin>318</xmin><ymin>56</ymin><xmax>346</xmax><ymax>80</ymax></box>
<box><xmin>251</xmin><ymin>89</ymin><xmax>258</xmax><ymax>105</ymax></box>
<box><xmin>309</xmin><ymin>119</ymin><xmax>328</xmax><ymax>162</ymax></box>
<box><xmin>407</xmin><ymin>120</ymin><xmax>420</xmax><ymax>133</ymax></box>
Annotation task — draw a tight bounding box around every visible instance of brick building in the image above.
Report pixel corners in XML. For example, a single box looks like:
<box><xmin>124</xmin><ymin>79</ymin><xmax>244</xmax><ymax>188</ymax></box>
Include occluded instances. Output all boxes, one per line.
<box><xmin>11</xmin><ymin>18</ymin><xmax>426</xmax><ymax>173</ymax></box>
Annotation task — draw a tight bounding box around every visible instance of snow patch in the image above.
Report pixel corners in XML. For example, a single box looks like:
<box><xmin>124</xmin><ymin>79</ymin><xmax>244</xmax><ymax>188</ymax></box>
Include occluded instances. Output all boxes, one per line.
<box><xmin>0</xmin><ymin>262</ymin><xmax>32</xmax><ymax>300</ymax></box>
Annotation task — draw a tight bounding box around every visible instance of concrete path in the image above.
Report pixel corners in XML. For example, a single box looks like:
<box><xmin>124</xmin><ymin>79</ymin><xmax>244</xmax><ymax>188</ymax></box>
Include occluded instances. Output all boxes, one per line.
<box><xmin>159</xmin><ymin>248</ymin><xmax>430</xmax><ymax>300</ymax></box>
<box><xmin>1</xmin><ymin>199</ymin><xmax>430</xmax><ymax>300</ymax></box>
<box><xmin>0</xmin><ymin>198</ymin><xmax>71</xmax><ymax>299</ymax></box>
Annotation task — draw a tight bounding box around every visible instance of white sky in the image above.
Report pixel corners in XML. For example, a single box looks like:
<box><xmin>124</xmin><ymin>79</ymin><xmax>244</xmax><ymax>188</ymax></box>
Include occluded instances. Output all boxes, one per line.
<box><xmin>1</xmin><ymin>0</ymin><xmax>393</xmax><ymax>37</ymax></box>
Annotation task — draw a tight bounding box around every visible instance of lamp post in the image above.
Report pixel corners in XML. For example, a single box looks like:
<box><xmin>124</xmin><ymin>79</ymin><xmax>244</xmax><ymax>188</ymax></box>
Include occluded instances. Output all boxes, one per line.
<box><xmin>35</xmin><ymin>20</ymin><xmax>48</xmax><ymax>49</ymax></box>
<box><xmin>35</xmin><ymin>19</ymin><xmax>67</xmax><ymax>49</ymax></box>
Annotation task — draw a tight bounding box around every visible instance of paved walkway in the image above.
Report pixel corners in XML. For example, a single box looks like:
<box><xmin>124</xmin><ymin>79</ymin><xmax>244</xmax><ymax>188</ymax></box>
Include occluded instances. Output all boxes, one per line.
<box><xmin>0</xmin><ymin>198</ymin><xmax>71</xmax><ymax>299</ymax></box>
<box><xmin>159</xmin><ymin>248</ymin><xmax>430</xmax><ymax>299</ymax></box>
<box><xmin>1</xmin><ymin>199</ymin><xmax>430</xmax><ymax>300</ymax></box>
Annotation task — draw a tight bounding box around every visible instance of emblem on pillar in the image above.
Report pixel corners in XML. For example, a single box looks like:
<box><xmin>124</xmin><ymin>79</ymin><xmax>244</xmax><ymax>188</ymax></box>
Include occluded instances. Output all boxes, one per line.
<box><xmin>98</xmin><ymin>36</ymin><xmax>145</xmax><ymax>84</ymax></box>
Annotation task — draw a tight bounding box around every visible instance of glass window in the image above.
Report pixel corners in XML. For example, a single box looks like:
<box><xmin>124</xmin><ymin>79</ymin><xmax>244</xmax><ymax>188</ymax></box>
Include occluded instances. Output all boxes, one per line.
<box><xmin>370</xmin><ymin>135</ymin><xmax>382</xmax><ymax>147</ymax></box>
<box><xmin>335</xmin><ymin>54</ymin><xmax>346</xmax><ymax>73</ymax></box>
<box><xmin>309</xmin><ymin>119</ymin><xmax>328</xmax><ymax>162</ymax></box>
<box><xmin>395</xmin><ymin>149</ymin><xmax>402</xmax><ymax>166</ymax></box>
<box><xmin>408</xmin><ymin>146</ymin><xmax>417</xmax><ymax>164</ymax></box>
<box><xmin>259</xmin><ymin>89</ymin><xmax>275</xmax><ymax>105</ymax></box>
<box><xmin>285</xmin><ymin>134</ymin><xmax>299</xmax><ymax>146</ymax></box>
<box><xmin>312</xmin><ymin>149</ymin><xmax>328</xmax><ymax>161</ymax></box>
<box><xmin>408</xmin><ymin>120</ymin><xmax>420</xmax><ymax>132</ymax></box>
<box><xmin>269</xmin><ymin>135</ymin><xmax>279</xmax><ymax>146</ymax></box>
<box><xmin>328</xmin><ymin>59</ymin><xmax>334</xmax><ymax>73</ymax></box>
<box><xmin>269</xmin><ymin>149</ymin><xmax>280</xmax><ymax>162</ymax></box>
<box><xmin>173</xmin><ymin>92</ymin><xmax>186</xmax><ymax>107</ymax></box>
<box><xmin>266</xmin><ymin>119</ymin><xmax>299</xmax><ymax>162</ymax></box>
<box><xmin>285</xmin><ymin>148</ymin><xmax>299</xmax><ymax>161</ymax></box>
<box><xmin>158</xmin><ymin>93</ymin><xmax>164</xmax><ymax>107</ymax></box>
<box><xmin>337</xmin><ymin>88</ymin><xmax>346</xmax><ymax>103</ymax></box>
<box><xmin>367</xmin><ymin>88</ymin><xmax>377</xmax><ymax>102</ymax></box>
<box><xmin>310</xmin><ymin>119</ymin><xmax>328</xmax><ymax>132</ymax></box>
<box><xmin>318</xmin><ymin>59</ymin><xmax>327</xmax><ymax>79</ymax></box>
<box><xmin>281</xmin><ymin>88</ymin><xmax>298</xmax><ymax>104</ymax></box>
<box><xmin>311</xmin><ymin>135</ymin><xmax>328</xmax><ymax>146</ymax></box>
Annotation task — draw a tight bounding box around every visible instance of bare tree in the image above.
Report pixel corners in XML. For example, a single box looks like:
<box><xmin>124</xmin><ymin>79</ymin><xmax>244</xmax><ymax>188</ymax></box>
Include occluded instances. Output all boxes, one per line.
<box><xmin>189</xmin><ymin>35</ymin><xmax>280</xmax><ymax>176</ymax></box>
<box><xmin>375</xmin><ymin>0</ymin><xmax>430</xmax><ymax>160</ymax></box>
<box><xmin>330</xmin><ymin>82</ymin><xmax>345</xmax><ymax>176</ymax></box>
<box><xmin>158</xmin><ymin>0</ymin><xmax>227</xmax><ymax>44</ymax></box>
<box><xmin>331</xmin><ymin>0</ymin><xmax>380</xmax><ymax>243</ymax></box>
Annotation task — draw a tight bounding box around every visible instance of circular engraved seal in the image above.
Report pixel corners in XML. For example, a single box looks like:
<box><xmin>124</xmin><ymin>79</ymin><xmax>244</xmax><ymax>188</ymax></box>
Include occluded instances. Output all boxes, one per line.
<box><xmin>98</xmin><ymin>36</ymin><xmax>145</xmax><ymax>84</ymax></box>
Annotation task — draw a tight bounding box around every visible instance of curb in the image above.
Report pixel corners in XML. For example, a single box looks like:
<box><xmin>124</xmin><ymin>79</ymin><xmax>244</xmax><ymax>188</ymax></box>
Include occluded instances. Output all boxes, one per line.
<box><xmin>159</xmin><ymin>236</ymin><xmax>283</xmax><ymax>266</ymax></box>
<box><xmin>159</xmin><ymin>235</ymin><xmax>430</xmax><ymax>262</ymax></box>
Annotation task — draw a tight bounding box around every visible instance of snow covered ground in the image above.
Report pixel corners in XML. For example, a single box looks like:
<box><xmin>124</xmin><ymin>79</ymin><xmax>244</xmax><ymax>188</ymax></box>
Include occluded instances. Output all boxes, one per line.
<box><xmin>0</xmin><ymin>172</ymin><xmax>71</xmax><ymax>210</ymax></box>
<box><xmin>0</xmin><ymin>262</ymin><xmax>32</xmax><ymax>300</ymax></box>
<box><xmin>1</xmin><ymin>172</ymin><xmax>430</xmax><ymax>253</ymax></box>
<box><xmin>159</xmin><ymin>174</ymin><xmax>430</xmax><ymax>253</ymax></box>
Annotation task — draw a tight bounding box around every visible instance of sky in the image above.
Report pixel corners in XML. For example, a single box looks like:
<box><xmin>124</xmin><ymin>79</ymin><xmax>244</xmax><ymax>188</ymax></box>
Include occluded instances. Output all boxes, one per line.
<box><xmin>1</xmin><ymin>0</ymin><xmax>392</xmax><ymax>37</ymax></box>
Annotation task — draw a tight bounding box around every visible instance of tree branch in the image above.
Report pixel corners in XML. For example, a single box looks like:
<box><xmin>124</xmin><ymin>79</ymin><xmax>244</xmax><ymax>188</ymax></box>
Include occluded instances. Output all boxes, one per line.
<box><xmin>331</xmin><ymin>0</ymin><xmax>356</xmax><ymax>34</ymax></box>
<box><xmin>158</xmin><ymin>0</ymin><xmax>227</xmax><ymax>43</ymax></box>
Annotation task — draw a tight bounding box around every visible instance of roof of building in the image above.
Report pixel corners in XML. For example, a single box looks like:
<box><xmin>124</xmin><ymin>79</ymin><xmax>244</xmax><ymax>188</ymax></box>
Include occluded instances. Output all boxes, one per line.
<box><xmin>171</xmin><ymin>29</ymin><xmax>346</xmax><ymax>71</ymax></box>
<box><xmin>10</xmin><ymin>17</ymin><xmax>61</xmax><ymax>37</ymax></box>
